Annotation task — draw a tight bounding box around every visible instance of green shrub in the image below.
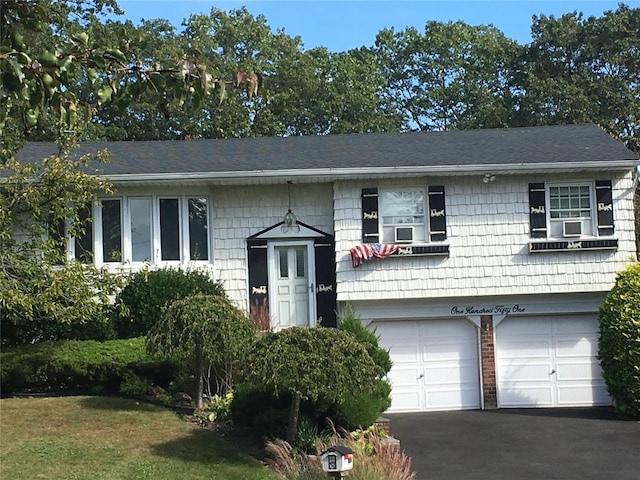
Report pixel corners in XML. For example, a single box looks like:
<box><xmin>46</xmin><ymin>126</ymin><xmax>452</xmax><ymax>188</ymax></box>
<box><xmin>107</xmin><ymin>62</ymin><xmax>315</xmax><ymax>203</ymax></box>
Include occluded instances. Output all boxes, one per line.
<box><xmin>335</xmin><ymin>303</ymin><xmax>392</xmax><ymax>428</ymax></box>
<box><xmin>338</xmin><ymin>302</ymin><xmax>392</xmax><ymax>375</ymax></box>
<box><xmin>112</xmin><ymin>267</ymin><xmax>225</xmax><ymax>338</ymax></box>
<box><xmin>0</xmin><ymin>337</ymin><xmax>178</xmax><ymax>395</ymax></box>
<box><xmin>0</xmin><ymin>306</ymin><xmax>115</xmax><ymax>347</ymax></box>
<box><xmin>230</xmin><ymin>382</ymin><xmax>292</xmax><ymax>427</ymax></box>
<box><xmin>598</xmin><ymin>262</ymin><xmax>640</xmax><ymax>419</ymax></box>
<box><xmin>333</xmin><ymin>379</ymin><xmax>392</xmax><ymax>430</ymax></box>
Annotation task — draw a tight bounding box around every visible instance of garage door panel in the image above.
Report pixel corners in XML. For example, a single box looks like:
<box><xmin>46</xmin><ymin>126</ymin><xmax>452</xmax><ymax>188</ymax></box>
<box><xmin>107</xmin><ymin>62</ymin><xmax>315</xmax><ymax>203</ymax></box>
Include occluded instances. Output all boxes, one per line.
<box><xmin>553</xmin><ymin>317</ymin><xmax>598</xmax><ymax>334</ymax></box>
<box><xmin>557</xmin><ymin>384</ymin><xmax>609</xmax><ymax>405</ymax></box>
<box><xmin>500</xmin><ymin>361</ymin><xmax>554</xmax><ymax>381</ymax></box>
<box><xmin>387</xmin><ymin>367</ymin><xmax>421</xmax><ymax>387</ymax></box>
<box><xmin>497</xmin><ymin>339</ymin><xmax>552</xmax><ymax>358</ymax></box>
<box><xmin>422</xmin><ymin>341</ymin><xmax>477</xmax><ymax>361</ymax></box>
<box><xmin>498</xmin><ymin>318</ymin><xmax>552</xmax><ymax>335</ymax></box>
<box><xmin>555</xmin><ymin>361</ymin><xmax>602</xmax><ymax>381</ymax></box>
<box><xmin>386</xmin><ymin>344</ymin><xmax>420</xmax><ymax>364</ymax></box>
<box><xmin>555</xmin><ymin>337</ymin><xmax>598</xmax><ymax>357</ymax></box>
<box><xmin>389</xmin><ymin>390</ymin><xmax>421</xmax><ymax>411</ymax></box>
<box><xmin>426</xmin><ymin>386</ymin><xmax>480</xmax><ymax>410</ymax></box>
<box><xmin>499</xmin><ymin>386</ymin><xmax>554</xmax><ymax>407</ymax></box>
<box><xmin>424</xmin><ymin>363</ymin><xmax>476</xmax><ymax>385</ymax></box>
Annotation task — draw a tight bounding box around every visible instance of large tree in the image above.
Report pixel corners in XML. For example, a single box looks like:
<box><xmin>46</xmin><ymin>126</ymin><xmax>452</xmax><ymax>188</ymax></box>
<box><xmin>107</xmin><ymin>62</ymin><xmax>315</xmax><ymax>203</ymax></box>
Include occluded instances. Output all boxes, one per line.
<box><xmin>373</xmin><ymin>20</ymin><xmax>520</xmax><ymax>131</ymax></box>
<box><xmin>0</xmin><ymin>1</ymin><xmax>263</xmax><ymax>329</ymax></box>
<box><xmin>514</xmin><ymin>4</ymin><xmax>639</xmax><ymax>154</ymax></box>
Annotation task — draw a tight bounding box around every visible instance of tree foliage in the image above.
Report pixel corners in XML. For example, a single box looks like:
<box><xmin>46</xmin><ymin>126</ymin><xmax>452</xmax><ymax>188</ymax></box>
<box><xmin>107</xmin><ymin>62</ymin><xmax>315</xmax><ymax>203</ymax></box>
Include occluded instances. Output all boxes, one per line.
<box><xmin>598</xmin><ymin>262</ymin><xmax>640</xmax><ymax>419</ymax></box>
<box><xmin>146</xmin><ymin>293</ymin><xmax>254</xmax><ymax>409</ymax></box>
<box><xmin>515</xmin><ymin>5</ymin><xmax>640</xmax><ymax>153</ymax></box>
<box><xmin>0</xmin><ymin>1</ymin><xmax>265</xmax><ymax>331</ymax></box>
<box><xmin>374</xmin><ymin>21</ymin><xmax>521</xmax><ymax>131</ymax></box>
<box><xmin>245</xmin><ymin>326</ymin><xmax>383</xmax><ymax>443</ymax></box>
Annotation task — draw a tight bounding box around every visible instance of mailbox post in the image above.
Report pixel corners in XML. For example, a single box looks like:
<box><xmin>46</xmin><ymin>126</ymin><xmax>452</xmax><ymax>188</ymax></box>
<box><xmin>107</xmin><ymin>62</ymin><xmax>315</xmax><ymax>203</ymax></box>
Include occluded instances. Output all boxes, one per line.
<box><xmin>321</xmin><ymin>445</ymin><xmax>354</xmax><ymax>479</ymax></box>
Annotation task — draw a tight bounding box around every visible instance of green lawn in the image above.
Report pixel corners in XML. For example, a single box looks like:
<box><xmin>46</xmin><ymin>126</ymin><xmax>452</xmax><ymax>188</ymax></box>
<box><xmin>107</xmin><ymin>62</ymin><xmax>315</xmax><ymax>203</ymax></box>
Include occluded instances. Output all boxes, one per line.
<box><xmin>0</xmin><ymin>396</ymin><xmax>280</xmax><ymax>480</ymax></box>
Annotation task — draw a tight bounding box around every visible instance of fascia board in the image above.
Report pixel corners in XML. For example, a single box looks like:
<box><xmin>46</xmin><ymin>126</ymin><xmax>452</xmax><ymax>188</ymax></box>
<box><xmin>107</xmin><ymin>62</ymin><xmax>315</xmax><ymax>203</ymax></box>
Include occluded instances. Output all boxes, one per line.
<box><xmin>102</xmin><ymin>160</ymin><xmax>639</xmax><ymax>184</ymax></box>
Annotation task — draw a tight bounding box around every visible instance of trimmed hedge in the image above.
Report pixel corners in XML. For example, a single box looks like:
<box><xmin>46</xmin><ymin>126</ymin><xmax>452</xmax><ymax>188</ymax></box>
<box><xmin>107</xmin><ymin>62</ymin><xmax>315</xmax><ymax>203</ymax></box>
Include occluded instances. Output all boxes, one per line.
<box><xmin>598</xmin><ymin>262</ymin><xmax>640</xmax><ymax>419</ymax></box>
<box><xmin>113</xmin><ymin>267</ymin><xmax>225</xmax><ymax>338</ymax></box>
<box><xmin>0</xmin><ymin>337</ymin><xmax>178</xmax><ymax>395</ymax></box>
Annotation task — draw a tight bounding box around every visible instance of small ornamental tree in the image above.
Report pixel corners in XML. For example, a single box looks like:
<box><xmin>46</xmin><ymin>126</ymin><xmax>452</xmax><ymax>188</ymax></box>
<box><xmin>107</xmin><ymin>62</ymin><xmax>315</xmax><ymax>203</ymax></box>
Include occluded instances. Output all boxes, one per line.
<box><xmin>146</xmin><ymin>293</ymin><xmax>254</xmax><ymax>409</ymax></box>
<box><xmin>244</xmin><ymin>326</ymin><xmax>383</xmax><ymax>443</ymax></box>
<box><xmin>598</xmin><ymin>262</ymin><xmax>640</xmax><ymax>419</ymax></box>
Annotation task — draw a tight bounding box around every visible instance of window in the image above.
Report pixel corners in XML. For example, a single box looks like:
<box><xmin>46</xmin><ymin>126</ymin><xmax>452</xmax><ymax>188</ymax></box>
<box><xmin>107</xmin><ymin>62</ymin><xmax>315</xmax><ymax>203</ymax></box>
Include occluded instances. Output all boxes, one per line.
<box><xmin>528</xmin><ymin>180</ymin><xmax>616</xmax><ymax>252</ymax></box>
<box><xmin>380</xmin><ymin>190</ymin><xmax>427</xmax><ymax>244</ymax></box>
<box><xmin>160</xmin><ymin>198</ymin><xmax>180</xmax><ymax>261</ymax></box>
<box><xmin>188</xmin><ymin>198</ymin><xmax>209</xmax><ymax>261</ymax></box>
<box><xmin>91</xmin><ymin>195</ymin><xmax>210</xmax><ymax>265</ymax></box>
<box><xmin>73</xmin><ymin>204</ymin><xmax>94</xmax><ymax>263</ymax></box>
<box><xmin>548</xmin><ymin>184</ymin><xmax>594</xmax><ymax>238</ymax></box>
<box><xmin>101</xmin><ymin>199</ymin><xmax>122</xmax><ymax>262</ymax></box>
<box><xmin>130</xmin><ymin>197</ymin><xmax>153</xmax><ymax>262</ymax></box>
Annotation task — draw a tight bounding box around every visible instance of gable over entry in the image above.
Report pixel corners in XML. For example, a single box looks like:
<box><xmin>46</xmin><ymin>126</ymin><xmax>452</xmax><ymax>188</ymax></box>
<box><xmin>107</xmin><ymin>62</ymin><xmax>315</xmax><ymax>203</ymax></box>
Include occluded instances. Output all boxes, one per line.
<box><xmin>247</xmin><ymin>221</ymin><xmax>337</xmax><ymax>329</ymax></box>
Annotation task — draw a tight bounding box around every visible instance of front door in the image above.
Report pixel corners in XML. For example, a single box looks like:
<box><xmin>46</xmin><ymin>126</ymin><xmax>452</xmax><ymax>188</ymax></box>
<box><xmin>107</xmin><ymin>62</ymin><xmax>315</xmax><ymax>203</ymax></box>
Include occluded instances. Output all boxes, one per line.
<box><xmin>269</xmin><ymin>241</ymin><xmax>316</xmax><ymax>329</ymax></box>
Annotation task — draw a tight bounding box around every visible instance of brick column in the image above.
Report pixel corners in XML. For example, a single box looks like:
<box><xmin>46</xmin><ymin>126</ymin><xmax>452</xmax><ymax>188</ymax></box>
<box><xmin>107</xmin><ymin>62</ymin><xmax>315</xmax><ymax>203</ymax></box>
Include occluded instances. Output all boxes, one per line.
<box><xmin>480</xmin><ymin>315</ymin><xmax>497</xmax><ymax>409</ymax></box>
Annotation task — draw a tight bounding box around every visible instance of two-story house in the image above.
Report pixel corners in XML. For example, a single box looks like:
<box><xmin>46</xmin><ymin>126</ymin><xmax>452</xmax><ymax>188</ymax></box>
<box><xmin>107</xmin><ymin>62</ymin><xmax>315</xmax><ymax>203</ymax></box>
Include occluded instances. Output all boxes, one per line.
<box><xmin>17</xmin><ymin>123</ymin><xmax>639</xmax><ymax>412</ymax></box>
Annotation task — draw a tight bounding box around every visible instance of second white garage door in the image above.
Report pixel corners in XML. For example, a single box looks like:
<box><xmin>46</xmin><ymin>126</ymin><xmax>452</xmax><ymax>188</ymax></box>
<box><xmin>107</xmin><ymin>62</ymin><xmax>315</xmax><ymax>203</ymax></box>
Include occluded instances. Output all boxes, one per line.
<box><xmin>373</xmin><ymin>319</ymin><xmax>480</xmax><ymax>413</ymax></box>
<box><xmin>495</xmin><ymin>315</ymin><xmax>611</xmax><ymax>408</ymax></box>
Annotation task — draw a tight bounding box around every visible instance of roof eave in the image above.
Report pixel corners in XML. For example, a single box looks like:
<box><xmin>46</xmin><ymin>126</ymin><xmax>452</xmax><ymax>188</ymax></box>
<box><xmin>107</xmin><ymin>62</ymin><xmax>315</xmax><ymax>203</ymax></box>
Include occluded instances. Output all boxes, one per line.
<box><xmin>103</xmin><ymin>160</ymin><xmax>639</xmax><ymax>185</ymax></box>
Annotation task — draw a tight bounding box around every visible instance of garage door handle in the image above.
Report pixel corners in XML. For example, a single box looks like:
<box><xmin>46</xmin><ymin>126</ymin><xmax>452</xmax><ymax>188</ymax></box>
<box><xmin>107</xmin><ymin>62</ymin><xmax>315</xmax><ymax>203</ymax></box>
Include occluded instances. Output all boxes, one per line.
<box><xmin>549</xmin><ymin>369</ymin><xmax>556</xmax><ymax>375</ymax></box>
<box><xmin>418</xmin><ymin>373</ymin><xmax>424</xmax><ymax>379</ymax></box>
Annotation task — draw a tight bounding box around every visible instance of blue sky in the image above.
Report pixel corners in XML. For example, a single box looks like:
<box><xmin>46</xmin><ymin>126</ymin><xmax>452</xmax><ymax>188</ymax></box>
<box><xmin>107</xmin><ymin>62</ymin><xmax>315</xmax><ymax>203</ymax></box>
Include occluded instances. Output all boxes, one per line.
<box><xmin>113</xmin><ymin>1</ymin><xmax>637</xmax><ymax>52</ymax></box>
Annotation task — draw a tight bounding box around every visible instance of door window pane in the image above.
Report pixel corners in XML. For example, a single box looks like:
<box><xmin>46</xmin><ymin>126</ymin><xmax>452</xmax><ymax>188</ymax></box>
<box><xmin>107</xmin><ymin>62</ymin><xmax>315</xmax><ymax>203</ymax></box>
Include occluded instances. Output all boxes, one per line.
<box><xmin>278</xmin><ymin>248</ymin><xmax>288</xmax><ymax>278</ymax></box>
<box><xmin>188</xmin><ymin>198</ymin><xmax>209</xmax><ymax>261</ymax></box>
<box><xmin>295</xmin><ymin>248</ymin><xmax>306</xmax><ymax>278</ymax></box>
<box><xmin>101</xmin><ymin>199</ymin><xmax>122</xmax><ymax>262</ymax></box>
<box><xmin>130</xmin><ymin>197</ymin><xmax>152</xmax><ymax>262</ymax></box>
<box><xmin>160</xmin><ymin>198</ymin><xmax>180</xmax><ymax>261</ymax></box>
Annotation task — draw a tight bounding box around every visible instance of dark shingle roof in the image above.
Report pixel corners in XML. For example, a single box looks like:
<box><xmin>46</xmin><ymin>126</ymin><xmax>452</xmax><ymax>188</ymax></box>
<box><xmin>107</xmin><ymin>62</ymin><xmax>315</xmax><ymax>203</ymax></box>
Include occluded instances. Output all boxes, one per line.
<box><xmin>14</xmin><ymin>124</ymin><xmax>638</xmax><ymax>182</ymax></box>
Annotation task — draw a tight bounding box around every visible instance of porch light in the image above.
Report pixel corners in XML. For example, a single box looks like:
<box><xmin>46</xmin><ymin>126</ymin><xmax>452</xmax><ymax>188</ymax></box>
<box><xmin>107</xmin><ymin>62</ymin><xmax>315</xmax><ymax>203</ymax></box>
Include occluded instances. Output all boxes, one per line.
<box><xmin>282</xmin><ymin>181</ymin><xmax>300</xmax><ymax>233</ymax></box>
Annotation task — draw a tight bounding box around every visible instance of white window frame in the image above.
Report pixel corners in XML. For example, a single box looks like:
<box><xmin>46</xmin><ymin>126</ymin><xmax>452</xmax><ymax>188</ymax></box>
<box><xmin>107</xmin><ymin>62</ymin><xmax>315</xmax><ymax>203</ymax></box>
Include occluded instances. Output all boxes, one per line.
<box><xmin>90</xmin><ymin>194</ymin><xmax>211</xmax><ymax>267</ymax></box>
<box><xmin>379</xmin><ymin>188</ymin><xmax>428</xmax><ymax>244</ymax></box>
<box><xmin>546</xmin><ymin>182</ymin><xmax>596</xmax><ymax>239</ymax></box>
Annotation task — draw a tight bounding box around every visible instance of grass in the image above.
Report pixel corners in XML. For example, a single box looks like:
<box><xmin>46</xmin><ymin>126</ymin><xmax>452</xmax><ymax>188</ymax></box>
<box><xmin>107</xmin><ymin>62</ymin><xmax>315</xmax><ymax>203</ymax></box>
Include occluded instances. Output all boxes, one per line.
<box><xmin>0</xmin><ymin>395</ymin><xmax>280</xmax><ymax>480</ymax></box>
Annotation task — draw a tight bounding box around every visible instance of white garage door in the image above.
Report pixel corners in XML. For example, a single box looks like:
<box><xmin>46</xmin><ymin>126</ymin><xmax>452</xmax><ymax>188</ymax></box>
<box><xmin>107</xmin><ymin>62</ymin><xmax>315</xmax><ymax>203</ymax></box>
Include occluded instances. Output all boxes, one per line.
<box><xmin>373</xmin><ymin>319</ymin><xmax>481</xmax><ymax>412</ymax></box>
<box><xmin>496</xmin><ymin>315</ymin><xmax>610</xmax><ymax>408</ymax></box>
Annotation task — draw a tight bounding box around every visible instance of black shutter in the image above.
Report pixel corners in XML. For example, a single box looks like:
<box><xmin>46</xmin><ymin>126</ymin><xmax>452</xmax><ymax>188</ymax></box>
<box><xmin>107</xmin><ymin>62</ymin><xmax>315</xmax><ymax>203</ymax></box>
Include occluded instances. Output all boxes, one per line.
<box><xmin>595</xmin><ymin>180</ymin><xmax>614</xmax><ymax>236</ymax></box>
<box><xmin>529</xmin><ymin>183</ymin><xmax>547</xmax><ymax>238</ymax></box>
<box><xmin>247</xmin><ymin>239</ymin><xmax>269</xmax><ymax>321</ymax></box>
<box><xmin>428</xmin><ymin>185</ymin><xmax>446</xmax><ymax>242</ymax></box>
<box><xmin>361</xmin><ymin>188</ymin><xmax>379</xmax><ymax>243</ymax></box>
<box><xmin>314</xmin><ymin>238</ymin><xmax>337</xmax><ymax>328</ymax></box>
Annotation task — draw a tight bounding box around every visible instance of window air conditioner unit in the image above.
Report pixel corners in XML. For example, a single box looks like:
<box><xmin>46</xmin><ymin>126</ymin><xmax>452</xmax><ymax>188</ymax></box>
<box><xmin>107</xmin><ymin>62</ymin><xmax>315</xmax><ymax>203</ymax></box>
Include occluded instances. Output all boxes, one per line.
<box><xmin>562</xmin><ymin>220</ymin><xmax>582</xmax><ymax>237</ymax></box>
<box><xmin>394</xmin><ymin>226</ymin><xmax>414</xmax><ymax>243</ymax></box>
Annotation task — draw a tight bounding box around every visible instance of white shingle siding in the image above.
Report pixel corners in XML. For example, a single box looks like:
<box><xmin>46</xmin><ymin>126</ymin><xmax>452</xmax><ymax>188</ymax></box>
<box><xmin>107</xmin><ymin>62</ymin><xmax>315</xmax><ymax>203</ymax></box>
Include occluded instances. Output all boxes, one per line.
<box><xmin>335</xmin><ymin>171</ymin><xmax>636</xmax><ymax>301</ymax></box>
<box><xmin>211</xmin><ymin>183</ymin><xmax>334</xmax><ymax>306</ymax></box>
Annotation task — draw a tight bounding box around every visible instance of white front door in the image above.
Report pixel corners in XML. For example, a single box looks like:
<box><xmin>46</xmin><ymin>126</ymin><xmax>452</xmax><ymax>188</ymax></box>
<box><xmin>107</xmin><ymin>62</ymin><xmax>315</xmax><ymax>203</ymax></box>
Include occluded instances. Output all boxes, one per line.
<box><xmin>269</xmin><ymin>242</ymin><xmax>316</xmax><ymax>329</ymax></box>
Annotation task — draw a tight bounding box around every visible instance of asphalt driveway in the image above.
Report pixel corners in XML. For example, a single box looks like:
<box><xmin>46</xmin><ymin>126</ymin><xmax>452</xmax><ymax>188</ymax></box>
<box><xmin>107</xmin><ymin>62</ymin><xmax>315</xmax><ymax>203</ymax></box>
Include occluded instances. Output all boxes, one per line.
<box><xmin>386</xmin><ymin>407</ymin><xmax>640</xmax><ymax>480</ymax></box>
